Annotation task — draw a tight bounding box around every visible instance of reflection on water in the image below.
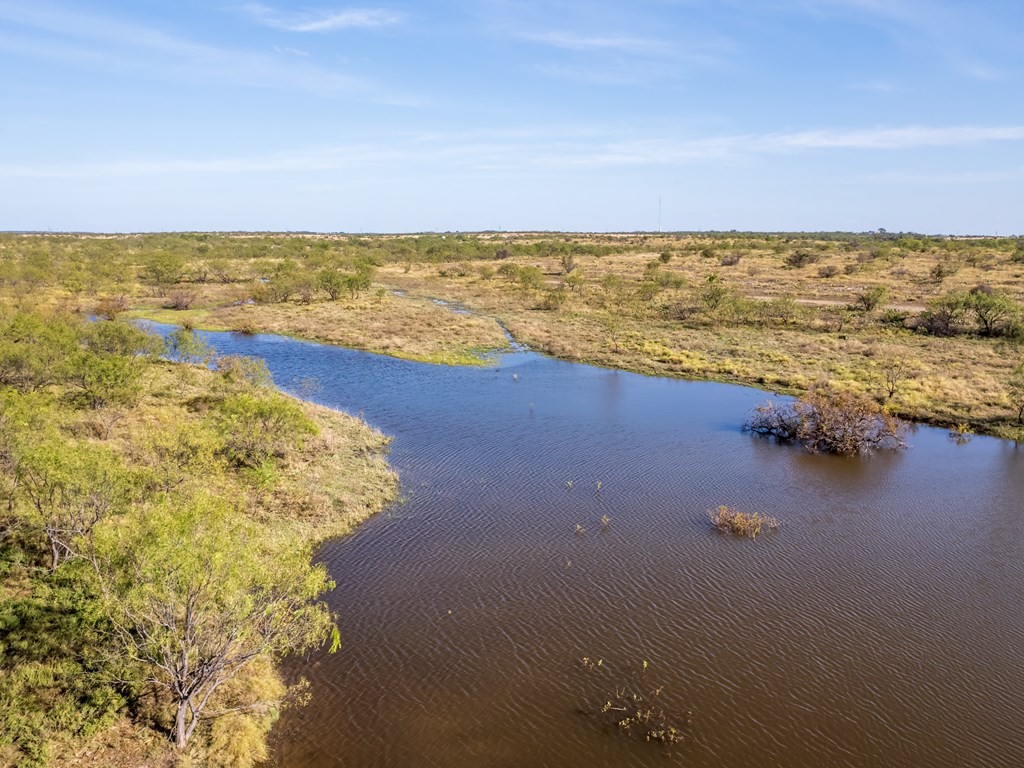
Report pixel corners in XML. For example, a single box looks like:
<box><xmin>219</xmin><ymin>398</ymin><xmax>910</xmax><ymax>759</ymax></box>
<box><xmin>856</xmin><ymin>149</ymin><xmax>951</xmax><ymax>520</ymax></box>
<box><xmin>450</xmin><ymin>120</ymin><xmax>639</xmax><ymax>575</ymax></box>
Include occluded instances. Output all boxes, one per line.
<box><xmin>153</xmin><ymin>325</ymin><xmax>1024</xmax><ymax>768</ymax></box>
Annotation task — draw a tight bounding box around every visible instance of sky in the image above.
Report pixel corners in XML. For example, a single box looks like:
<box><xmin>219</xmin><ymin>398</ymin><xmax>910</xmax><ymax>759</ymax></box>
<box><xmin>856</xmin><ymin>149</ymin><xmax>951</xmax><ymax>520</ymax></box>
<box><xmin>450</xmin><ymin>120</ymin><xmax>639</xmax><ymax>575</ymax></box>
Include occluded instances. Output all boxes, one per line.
<box><xmin>0</xmin><ymin>0</ymin><xmax>1022</xmax><ymax>234</ymax></box>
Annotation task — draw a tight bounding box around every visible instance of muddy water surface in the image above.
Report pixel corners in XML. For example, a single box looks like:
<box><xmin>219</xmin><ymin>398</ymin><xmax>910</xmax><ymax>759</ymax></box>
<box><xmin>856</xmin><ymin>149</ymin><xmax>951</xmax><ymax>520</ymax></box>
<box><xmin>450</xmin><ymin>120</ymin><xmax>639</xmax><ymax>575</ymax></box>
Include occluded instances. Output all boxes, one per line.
<box><xmin>186</xmin><ymin>328</ymin><xmax>1024</xmax><ymax>768</ymax></box>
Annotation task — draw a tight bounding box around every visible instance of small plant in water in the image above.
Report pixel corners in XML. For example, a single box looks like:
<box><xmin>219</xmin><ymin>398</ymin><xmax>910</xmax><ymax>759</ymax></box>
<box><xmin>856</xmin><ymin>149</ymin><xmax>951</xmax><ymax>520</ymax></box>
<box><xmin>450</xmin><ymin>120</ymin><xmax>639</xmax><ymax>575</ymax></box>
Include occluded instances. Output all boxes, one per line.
<box><xmin>575</xmin><ymin>523</ymin><xmax>585</xmax><ymax>536</ymax></box>
<box><xmin>566</xmin><ymin>480</ymin><xmax>573</xmax><ymax>490</ymax></box>
<box><xmin>708</xmin><ymin>505</ymin><xmax>779</xmax><ymax>538</ymax></box>
<box><xmin>949</xmin><ymin>422</ymin><xmax>973</xmax><ymax>444</ymax></box>
<box><xmin>600</xmin><ymin>514</ymin><xmax>611</xmax><ymax>529</ymax></box>
<box><xmin>579</xmin><ymin>659</ymin><xmax>691</xmax><ymax>747</ymax></box>
<box><xmin>596</xmin><ymin>481</ymin><xmax>602</xmax><ymax>492</ymax></box>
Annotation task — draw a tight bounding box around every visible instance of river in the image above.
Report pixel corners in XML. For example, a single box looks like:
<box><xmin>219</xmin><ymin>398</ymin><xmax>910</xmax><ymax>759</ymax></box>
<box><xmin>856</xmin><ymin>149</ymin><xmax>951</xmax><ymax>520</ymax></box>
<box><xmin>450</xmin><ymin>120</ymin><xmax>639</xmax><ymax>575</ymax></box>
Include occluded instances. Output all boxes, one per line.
<box><xmin>166</xmin><ymin>326</ymin><xmax>1024</xmax><ymax>768</ymax></box>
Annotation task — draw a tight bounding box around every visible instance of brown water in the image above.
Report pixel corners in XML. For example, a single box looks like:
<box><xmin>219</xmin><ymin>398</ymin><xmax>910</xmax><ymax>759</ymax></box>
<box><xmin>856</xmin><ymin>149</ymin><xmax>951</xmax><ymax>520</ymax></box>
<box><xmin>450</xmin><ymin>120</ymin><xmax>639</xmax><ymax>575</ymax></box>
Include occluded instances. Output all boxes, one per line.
<box><xmin>180</xmin><ymin>327</ymin><xmax>1024</xmax><ymax>768</ymax></box>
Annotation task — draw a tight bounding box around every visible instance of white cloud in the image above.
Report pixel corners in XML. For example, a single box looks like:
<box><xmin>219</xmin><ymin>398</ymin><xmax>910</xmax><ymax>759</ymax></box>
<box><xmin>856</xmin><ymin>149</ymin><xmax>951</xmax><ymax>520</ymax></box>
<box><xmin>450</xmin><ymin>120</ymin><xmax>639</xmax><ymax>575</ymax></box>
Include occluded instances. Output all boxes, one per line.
<box><xmin>4</xmin><ymin>124</ymin><xmax>1023</xmax><ymax>179</ymax></box>
<box><xmin>0</xmin><ymin>1</ymin><xmax>388</xmax><ymax>97</ymax></box>
<box><xmin>859</xmin><ymin>167</ymin><xmax>1024</xmax><ymax>184</ymax></box>
<box><xmin>522</xmin><ymin>31</ymin><xmax>665</xmax><ymax>54</ymax></box>
<box><xmin>241</xmin><ymin>3</ymin><xmax>404</xmax><ymax>32</ymax></box>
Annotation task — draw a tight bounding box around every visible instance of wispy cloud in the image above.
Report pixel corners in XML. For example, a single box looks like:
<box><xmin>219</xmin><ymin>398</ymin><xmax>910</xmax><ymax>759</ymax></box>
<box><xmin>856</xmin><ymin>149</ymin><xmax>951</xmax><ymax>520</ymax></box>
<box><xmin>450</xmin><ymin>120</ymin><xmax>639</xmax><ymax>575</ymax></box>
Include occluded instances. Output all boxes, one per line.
<box><xmin>791</xmin><ymin>0</ymin><xmax>1012</xmax><ymax>80</ymax></box>
<box><xmin>859</xmin><ymin>167</ymin><xmax>1024</xmax><ymax>185</ymax></box>
<box><xmin>477</xmin><ymin>1</ymin><xmax>734</xmax><ymax>86</ymax></box>
<box><xmin>241</xmin><ymin>3</ymin><xmax>404</xmax><ymax>32</ymax></box>
<box><xmin>522</xmin><ymin>31</ymin><xmax>665</xmax><ymax>54</ymax></box>
<box><xmin>5</xmin><ymin>124</ymin><xmax>1023</xmax><ymax>179</ymax></box>
<box><xmin>751</xmin><ymin>125</ymin><xmax>1024</xmax><ymax>151</ymax></box>
<box><xmin>0</xmin><ymin>0</ymin><xmax>395</xmax><ymax>97</ymax></box>
<box><xmin>846</xmin><ymin>80</ymin><xmax>896</xmax><ymax>92</ymax></box>
<box><xmin>273</xmin><ymin>45</ymin><xmax>311</xmax><ymax>57</ymax></box>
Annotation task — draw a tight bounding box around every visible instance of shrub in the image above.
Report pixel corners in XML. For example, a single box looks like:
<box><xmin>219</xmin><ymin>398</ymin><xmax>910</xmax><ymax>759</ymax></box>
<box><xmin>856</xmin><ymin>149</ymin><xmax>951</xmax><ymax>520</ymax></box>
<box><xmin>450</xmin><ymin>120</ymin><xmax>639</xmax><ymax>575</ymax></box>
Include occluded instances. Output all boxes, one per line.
<box><xmin>745</xmin><ymin>386</ymin><xmax>905</xmax><ymax>454</ymax></box>
<box><xmin>879</xmin><ymin>309</ymin><xmax>908</xmax><ymax>328</ymax></box>
<box><xmin>930</xmin><ymin>260</ymin><xmax>960</xmax><ymax>283</ymax></box>
<box><xmin>853</xmin><ymin>285</ymin><xmax>888</xmax><ymax>312</ymax></box>
<box><xmin>818</xmin><ymin>265</ymin><xmax>840</xmax><ymax>278</ymax></box>
<box><xmin>211</xmin><ymin>393</ymin><xmax>317</xmax><ymax>468</ymax></box>
<box><xmin>142</xmin><ymin>251</ymin><xmax>185</xmax><ymax>288</ymax></box>
<box><xmin>94</xmin><ymin>295</ymin><xmax>128</xmax><ymax>320</ymax></box>
<box><xmin>164</xmin><ymin>290</ymin><xmax>196</xmax><ymax>310</ymax></box>
<box><xmin>698</xmin><ymin>274</ymin><xmax>731</xmax><ymax>314</ymax></box>
<box><xmin>517</xmin><ymin>265</ymin><xmax>544</xmax><ymax>291</ymax></box>
<box><xmin>719</xmin><ymin>252</ymin><xmax>742</xmax><ymax>267</ymax></box>
<box><xmin>919</xmin><ymin>292</ymin><xmax>970</xmax><ymax>336</ymax></box>
<box><xmin>967</xmin><ymin>286</ymin><xmax>1019</xmax><ymax>336</ymax></box>
<box><xmin>708</xmin><ymin>505</ymin><xmax>778</xmax><ymax>538</ymax></box>
<box><xmin>785</xmin><ymin>250</ymin><xmax>820</xmax><ymax>268</ymax></box>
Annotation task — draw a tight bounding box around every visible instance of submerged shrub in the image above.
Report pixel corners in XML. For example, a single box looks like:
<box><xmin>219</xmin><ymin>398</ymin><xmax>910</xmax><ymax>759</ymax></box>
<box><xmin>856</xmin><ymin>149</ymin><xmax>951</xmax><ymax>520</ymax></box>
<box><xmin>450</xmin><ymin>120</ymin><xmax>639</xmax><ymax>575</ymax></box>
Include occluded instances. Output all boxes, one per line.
<box><xmin>708</xmin><ymin>505</ymin><xmax>778</xmax><ymax>538</ymax></box>
<box><xmin>745</xmin><ymin>386</ymin><xmax>906</xmax><ymax>455</ymax></box>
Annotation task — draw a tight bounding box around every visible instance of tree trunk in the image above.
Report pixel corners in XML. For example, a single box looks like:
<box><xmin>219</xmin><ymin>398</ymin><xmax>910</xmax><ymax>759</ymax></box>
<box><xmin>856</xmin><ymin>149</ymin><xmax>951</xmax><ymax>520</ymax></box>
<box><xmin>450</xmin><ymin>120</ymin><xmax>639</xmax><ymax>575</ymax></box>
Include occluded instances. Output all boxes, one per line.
<box><xmin>175</xmin><ymin>698</ymin><xmax>191</xmax><ymax>749</ymax></box>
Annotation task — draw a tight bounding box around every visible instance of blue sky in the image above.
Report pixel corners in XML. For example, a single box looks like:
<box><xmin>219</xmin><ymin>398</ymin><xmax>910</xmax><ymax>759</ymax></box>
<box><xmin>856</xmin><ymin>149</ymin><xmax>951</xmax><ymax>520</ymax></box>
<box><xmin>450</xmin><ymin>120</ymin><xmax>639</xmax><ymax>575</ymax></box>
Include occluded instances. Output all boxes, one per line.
<box><xmin>1</xmin><ymin>0</ymin><xmax>1022</xmax><ymax>233</ymax></box>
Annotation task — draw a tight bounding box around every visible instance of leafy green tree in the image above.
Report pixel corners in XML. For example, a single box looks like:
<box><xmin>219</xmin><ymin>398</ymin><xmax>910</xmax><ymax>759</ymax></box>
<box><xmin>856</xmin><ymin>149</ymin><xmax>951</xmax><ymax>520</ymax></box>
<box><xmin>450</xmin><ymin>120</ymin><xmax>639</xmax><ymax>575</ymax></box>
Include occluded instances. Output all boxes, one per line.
<box><xmin>920</xmin><ymin>291</ymin><xmax>970</xmax><ymax>336</ymax></box>
<box><xmin>0</xmin><ymin>311</ymin><xmax>80</xmax><ymax>391</ymax></box>
<box><xmin>211</xmin><ymin>393</ymin><xmax>317</xmax><ymax>468</ymax></box>
<box><xmin>82</xmin><ymin>319</ymin><xmax>163</xmax><ymax>359</ymax></box>
<box><xmin>967</xmin><ymin>287</ymin><xmax>1019</xmax><ymax>336</ymax></box>
<box><xmin>16</xmin><ymin>439</ymin><xmax>134</xmax><ymax>570</ymax></box>
<box><xmin>698</xmin><ymin>274</ymin><xmax>731</xmax><ymax>314</ymax></box>
<box><xmin>317</xmin><ymin>268</ymin><xmax>347</xmax><ymax>301</ymax></box>
<box><xmin>1009</xmin><ymin>363</ymin><xmax>1024</xmax><ymax>424</ymax></box>
<box><xmin>511</xmin><ymin>265</ymin><xmax>541</xmax><ymax>292</ymax></box>
<box><xmin>73</xmin><ymin>352</ymin><xmax>146</xmax><ymax>409</ymax></box>
<box><xmin>142</xmin><ymin>252</ymin><xmax>186</xmax><ymax>290</ymax></box>
<box><xmin>167</xmin><ymin>328</ymin><xmax>215</xmax><ymax>366</ymax></box>
<box><xmin>854</xmin><ymin>285</ymin><xmax>888</xmax><ymax>312</ymax></box>
<box><xmin>89</xmin><ymin>493</ymin><xmax>337</xmax><ymax>750</ymax></box>
<box><xmin>344</xmin><ymin>265</ymin><xmax>374</xmax><ymax>298</ymax></box>
<box><xmin>215</xmin><ymin>355</ymin><xmax>273</xmax><ymax>390</ymax></box>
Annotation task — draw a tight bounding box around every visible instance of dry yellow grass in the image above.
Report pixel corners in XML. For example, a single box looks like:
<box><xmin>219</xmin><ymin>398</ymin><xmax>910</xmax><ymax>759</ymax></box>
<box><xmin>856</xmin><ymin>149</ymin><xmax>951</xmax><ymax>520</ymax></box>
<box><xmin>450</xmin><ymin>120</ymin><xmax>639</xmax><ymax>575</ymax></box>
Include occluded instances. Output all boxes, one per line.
<box><xmin>126</xmin><ymin>287</ymin><xmax>510</xmax><ymax>366</ymax></box>
<box><xmin>369</xmin><ymin>240</ymin><xmax>1023</xmax><ymax>439</ymax></box>
<box><xmin>3</xmin><ymin>231</ymin><xmax>1021</xmax><ymax>438</ymax></box>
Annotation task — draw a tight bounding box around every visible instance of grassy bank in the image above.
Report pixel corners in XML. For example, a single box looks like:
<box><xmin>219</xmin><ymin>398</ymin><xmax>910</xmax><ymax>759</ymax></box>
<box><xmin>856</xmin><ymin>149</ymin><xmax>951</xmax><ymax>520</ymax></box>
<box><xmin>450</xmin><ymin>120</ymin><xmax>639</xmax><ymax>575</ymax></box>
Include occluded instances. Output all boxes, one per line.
<box><xmin>0</xmin><ymin>308</ymin><xmax>397</xmax><ymax>767</ymax></box>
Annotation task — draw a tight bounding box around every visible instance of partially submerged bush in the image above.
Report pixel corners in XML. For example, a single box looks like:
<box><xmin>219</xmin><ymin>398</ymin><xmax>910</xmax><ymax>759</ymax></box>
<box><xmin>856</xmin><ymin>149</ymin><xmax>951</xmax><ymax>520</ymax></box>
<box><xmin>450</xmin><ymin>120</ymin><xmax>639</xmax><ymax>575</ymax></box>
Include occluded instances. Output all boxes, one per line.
<box><xmin>578</xmin><ymin>659</ymin><xmax>690</xmax><ymax>746</ymax></box>
<box><xmin>745</xmin><ymin>386</ymin><xmax>906</xmax><ymax>454</ymax></box>
<box><xmin>708</xmin><ymin>505</ymin><xmax>778</xmax><ymax>538</ymax></box>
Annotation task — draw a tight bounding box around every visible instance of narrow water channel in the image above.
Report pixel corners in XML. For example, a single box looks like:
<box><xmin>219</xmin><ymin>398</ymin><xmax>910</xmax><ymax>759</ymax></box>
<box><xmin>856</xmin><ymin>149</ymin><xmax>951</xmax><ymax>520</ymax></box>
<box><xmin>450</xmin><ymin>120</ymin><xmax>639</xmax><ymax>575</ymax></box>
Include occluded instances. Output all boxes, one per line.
<box><xmin>166</xmin><ymin>326</ymin><xmax>1024</xmax><ymax>768</ymax></box>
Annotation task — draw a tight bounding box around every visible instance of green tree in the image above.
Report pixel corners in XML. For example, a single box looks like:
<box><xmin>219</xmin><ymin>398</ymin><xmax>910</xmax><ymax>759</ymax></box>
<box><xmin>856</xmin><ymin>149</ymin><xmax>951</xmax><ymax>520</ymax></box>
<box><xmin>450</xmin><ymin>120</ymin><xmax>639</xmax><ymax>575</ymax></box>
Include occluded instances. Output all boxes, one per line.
<box><xmin>967</xmin><ymin>287</ymin><xmax>1019</xmax><ymax>336</ymax></box>
<box><xmin>1009</xmin><ymin>363</ymin><xmax>1024</xmax><ymax>424</ymax></box>
<box><xmin>167</xmin><ymin>328</ymin><xmax>215</xmax><ymax>366</ymax></box>
<box><xmin>89</xmin><ymin>493</ymin><xmax>337</xmax><ymax>750</ymax></box>
<box><xmin>211</xmin><ymin>393</ymin><xmax>317</xmax><ymax>468</ymax></box>
<box><xmin>0</xmin><ymin>311</ymin><xmax>80</xmax><ymax>392</ymax></box>
<box><xmin>16</xmin><ymin>439</ymin><xmax>134</xmax><ymax>570</ymax></box>
<box><xmin>854</xmin><ymin>285</ymin><xmax>888</xmax><ymax>312</ymax></box>
<box><xmin>142</xmin><ymin>252</ymin><xmax>186</xmax><ymax>290</ymax></box>
<box><xmin>344</xmin><ymin>265</ymin><xmax>374</xmax><ymax>298</ymax></box>
<box><xmin>921</xmin><ymin>291</ymin><xmax>970</xmax><ymax>336</ymax></box>
<box><xmin>317</xmin><ymin>268</ymin><xmax>347</xmax><ymax>301</ymax></box>
<box><xmin>698</xmin><ymin>274</ymin><xmax>731</xmax><ymax>314</ymax></box>
<box><xmin>73</xmin><ymin>352</ymin><xmax>147</xmax><ymax>409</ymax></box>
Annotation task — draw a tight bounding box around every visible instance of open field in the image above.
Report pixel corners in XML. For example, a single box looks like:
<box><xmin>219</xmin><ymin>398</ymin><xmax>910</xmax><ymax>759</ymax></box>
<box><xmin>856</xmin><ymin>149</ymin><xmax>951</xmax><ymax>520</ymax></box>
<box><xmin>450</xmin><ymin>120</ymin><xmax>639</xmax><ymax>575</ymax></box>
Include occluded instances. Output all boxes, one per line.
<box><xmin>1</xmin><ymin>231</ymin><xmax>1022</xmax><ymax>438</ymax></box>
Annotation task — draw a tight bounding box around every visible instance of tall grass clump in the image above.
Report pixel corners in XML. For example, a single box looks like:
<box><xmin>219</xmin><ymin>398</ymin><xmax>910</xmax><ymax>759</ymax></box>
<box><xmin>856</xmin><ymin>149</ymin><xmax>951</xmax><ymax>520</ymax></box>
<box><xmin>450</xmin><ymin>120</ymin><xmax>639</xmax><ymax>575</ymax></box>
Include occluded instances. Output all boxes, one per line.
<box><xmin>708</xmin><ymin>505</ymin><xmax>779</xmax><ymax>538</ymax></box>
